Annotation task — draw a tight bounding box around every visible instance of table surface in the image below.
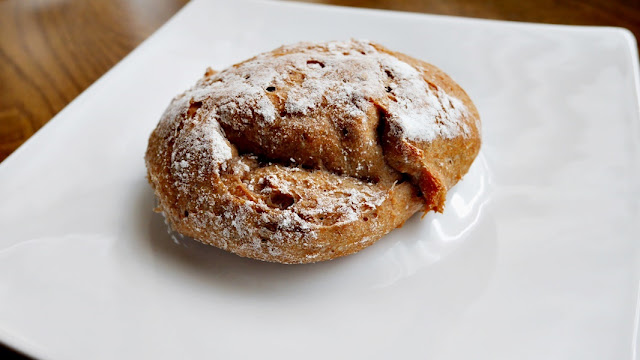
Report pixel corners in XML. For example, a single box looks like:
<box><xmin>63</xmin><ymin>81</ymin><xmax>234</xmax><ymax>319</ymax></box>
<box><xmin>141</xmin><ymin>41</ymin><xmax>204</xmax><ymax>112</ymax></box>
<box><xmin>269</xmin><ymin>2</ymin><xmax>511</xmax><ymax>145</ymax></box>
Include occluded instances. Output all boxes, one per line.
<box><xmin>1</xmin><ymin>0</ymin><xmax>639</xmax><ymax>358</ymax></box>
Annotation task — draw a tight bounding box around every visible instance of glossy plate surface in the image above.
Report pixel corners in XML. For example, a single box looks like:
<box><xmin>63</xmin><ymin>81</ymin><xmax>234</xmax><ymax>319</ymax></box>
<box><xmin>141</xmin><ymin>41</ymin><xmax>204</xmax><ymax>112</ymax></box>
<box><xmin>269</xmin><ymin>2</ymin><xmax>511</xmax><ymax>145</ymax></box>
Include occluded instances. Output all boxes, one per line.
<box><xmin>1</xmin><ymin>1</ymin><xmax>639</xmax><ymax>359</ymax></box>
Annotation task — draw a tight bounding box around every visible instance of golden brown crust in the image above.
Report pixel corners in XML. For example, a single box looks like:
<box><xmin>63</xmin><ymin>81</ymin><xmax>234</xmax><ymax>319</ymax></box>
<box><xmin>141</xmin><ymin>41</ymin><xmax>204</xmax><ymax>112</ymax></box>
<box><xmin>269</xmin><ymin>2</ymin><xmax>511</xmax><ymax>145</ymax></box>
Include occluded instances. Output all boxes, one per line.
<box><xmin>372</xmin><ymin>45</ymin><xmax>482</xmax><ymax>212</ymax></box>
<box><xmin>145</xmin><ymin>40</ymin><xmax>481</xmax><ymax>263</ymax></box>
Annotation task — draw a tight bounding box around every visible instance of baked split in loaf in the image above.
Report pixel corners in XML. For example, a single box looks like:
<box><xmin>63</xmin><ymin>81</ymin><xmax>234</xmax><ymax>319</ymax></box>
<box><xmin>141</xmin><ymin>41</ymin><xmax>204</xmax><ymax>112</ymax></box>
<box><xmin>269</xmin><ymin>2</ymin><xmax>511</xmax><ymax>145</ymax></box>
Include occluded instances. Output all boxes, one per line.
<box><xmin>145</xmin><ymin>40</ymin><xmax>481</xmax><ymax>264</ymax></box>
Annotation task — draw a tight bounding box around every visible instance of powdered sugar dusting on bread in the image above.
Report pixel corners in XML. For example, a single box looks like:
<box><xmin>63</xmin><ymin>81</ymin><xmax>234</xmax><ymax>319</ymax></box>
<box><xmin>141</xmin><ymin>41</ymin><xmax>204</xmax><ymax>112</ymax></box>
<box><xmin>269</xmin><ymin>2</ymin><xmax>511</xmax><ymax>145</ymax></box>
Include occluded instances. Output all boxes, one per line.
<box><xmin>146</xmin><ymin>39</ymin><xmax>479</xmax><ymax>263</ymax></box>
<box><xmin>169</xmin><ymin>114</ymin><xmax>232</xmax><ymax>190</ymax></box>
<box><xmin>198</xmin><ymin>39</ymin><xmax>470</xmax><ymax>142</ymax></box>
<box><xmin>171</xmin><ymin>160</ymin><xmax>392</xmax><ymax>262</ymax></box>
<box><xmin>379</xmin><ymin>55</ymin><xmax>470</xmax><ymax>141</ymax></box>
<box><xmin>255</xmin><ymin>167</ymin><xmax>387</xmax><ymax>226</ymax></box>
<box><xmin>161</xmin><ymin>39</ymin><xmax>470</xmax><ymax>176</ymax></box>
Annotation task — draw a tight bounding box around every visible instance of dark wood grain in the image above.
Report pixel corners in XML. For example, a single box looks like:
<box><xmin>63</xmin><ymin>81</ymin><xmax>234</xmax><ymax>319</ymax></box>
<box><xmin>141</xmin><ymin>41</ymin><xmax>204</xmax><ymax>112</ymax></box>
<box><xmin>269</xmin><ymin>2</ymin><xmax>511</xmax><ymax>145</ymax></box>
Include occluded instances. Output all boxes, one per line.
<box><xmin>0</xmin><ymin>0</ymin><xmax>639</xmax><ymax>358</ymax></box>
<box><xmin>299</xmin><ymin>0</ymin><xmax>640</xmax><ymax>33</ymax></box>
<box><xmin>0</xmin><ymin>0</ymin><xmax>190</xmax><ymax>162</ymax></box>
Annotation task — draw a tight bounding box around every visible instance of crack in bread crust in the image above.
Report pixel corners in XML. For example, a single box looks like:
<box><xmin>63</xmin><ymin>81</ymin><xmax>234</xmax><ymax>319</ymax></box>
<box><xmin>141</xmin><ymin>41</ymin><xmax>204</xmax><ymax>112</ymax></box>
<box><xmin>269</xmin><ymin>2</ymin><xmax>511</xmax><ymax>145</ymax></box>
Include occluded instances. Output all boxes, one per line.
<box><xmin>145</xmin><ymin>40</ymin><xmax>481</xmax><ymax>263</ymax></box>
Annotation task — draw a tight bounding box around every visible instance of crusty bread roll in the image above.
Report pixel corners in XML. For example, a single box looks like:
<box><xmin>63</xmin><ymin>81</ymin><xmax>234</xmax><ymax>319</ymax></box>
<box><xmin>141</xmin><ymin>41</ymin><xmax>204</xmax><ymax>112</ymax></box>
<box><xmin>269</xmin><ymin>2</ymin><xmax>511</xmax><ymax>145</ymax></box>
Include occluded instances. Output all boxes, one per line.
<box><xmin>145</xmin><ymin>40</ymin><xmax>481</xmax><ymax>264</ymax></box>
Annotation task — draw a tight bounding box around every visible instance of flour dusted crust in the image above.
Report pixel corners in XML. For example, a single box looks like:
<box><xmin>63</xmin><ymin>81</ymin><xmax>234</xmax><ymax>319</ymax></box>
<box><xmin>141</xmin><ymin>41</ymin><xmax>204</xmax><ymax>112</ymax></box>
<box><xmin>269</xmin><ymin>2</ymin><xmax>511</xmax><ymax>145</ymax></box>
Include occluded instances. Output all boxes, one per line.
<box><xmin>145</xmin><ymin>40</ymin><xmax>481</xmax><ymax>264</ymax></box>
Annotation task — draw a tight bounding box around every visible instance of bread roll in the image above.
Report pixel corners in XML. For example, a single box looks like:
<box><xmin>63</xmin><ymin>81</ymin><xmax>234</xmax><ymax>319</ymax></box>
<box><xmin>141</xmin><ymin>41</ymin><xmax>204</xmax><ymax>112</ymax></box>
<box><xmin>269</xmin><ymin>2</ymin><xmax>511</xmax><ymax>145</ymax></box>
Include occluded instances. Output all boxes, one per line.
<box><xmin>145</xmin><ymin>40</ymin><xmax>481</xmax><ymax>264</ymax></box>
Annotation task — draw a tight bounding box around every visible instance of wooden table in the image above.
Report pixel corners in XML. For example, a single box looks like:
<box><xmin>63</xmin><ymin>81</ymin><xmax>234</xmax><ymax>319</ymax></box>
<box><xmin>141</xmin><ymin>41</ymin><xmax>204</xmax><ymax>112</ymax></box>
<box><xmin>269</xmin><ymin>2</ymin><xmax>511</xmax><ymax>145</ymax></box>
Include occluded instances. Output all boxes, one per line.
<box><xmin>0</xmin><ymin>0</ymin><xmax>638</xmax><ymax>358</ymax></box>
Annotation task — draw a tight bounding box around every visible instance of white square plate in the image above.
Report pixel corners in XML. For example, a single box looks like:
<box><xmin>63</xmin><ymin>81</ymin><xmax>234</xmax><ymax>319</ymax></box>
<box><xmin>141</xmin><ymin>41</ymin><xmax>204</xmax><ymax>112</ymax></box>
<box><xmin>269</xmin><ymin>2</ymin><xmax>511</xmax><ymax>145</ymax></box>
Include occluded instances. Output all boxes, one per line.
<box><xmin>1</xmin><ymin>1</ymin><xmax>639</xmax><ymax>359</ymax></box>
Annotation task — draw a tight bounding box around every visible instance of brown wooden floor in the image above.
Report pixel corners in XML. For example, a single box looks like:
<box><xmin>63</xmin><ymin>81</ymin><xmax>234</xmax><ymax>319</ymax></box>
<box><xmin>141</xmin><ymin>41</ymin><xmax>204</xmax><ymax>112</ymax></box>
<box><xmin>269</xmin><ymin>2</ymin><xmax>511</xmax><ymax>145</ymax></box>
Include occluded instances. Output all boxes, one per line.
<box><xmin>1</xmin><ymin>0</ymin><xmax>639</xmax><ymax>358</ymax></box>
